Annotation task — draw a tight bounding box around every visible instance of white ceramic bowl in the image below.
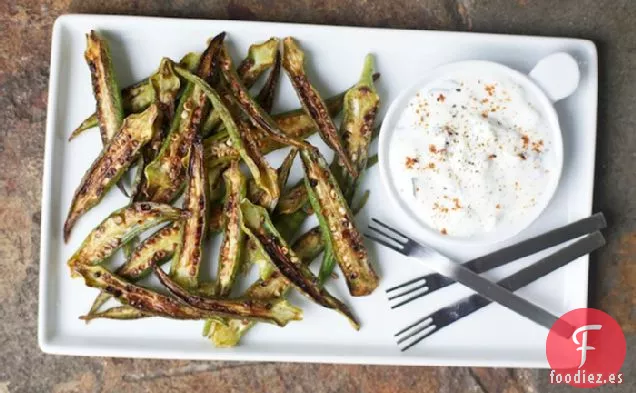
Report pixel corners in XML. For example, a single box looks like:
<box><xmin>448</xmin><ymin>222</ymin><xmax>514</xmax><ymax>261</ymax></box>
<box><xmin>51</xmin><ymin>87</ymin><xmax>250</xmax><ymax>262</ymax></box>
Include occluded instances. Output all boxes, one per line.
<box><xmin>378</xmin><ymin>54</ymin><xmax>579</xmax><ymax>245</ymax></box>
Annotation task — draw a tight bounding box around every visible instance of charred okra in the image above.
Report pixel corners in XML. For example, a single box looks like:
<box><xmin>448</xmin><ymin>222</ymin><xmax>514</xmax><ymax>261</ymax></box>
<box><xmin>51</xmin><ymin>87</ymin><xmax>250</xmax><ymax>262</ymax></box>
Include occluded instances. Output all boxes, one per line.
<box><xmin>282</xmin><ymin>37</ymin><xmax>357</xmax><ymax>177</ymax></box>
<box><xmin>300</xmin><ymin>148</ymin><xmax>378</xmax><ymax>296</ymax></box>
<box><xmin>170</xmin><ymin>139</ymin><xmax>208</xmax><ymax>289</ymax></box>
<box><xmin>63</xmin><ymin>104</ymin><xmax>159</xmax><ymax>241</ymax></box>
<box><xmin>240</xmin><ymin>199</ymin><xmax>359</xmax><ymax>328</ymax></box>
<box><xmin>67</xmin><ymin>202</ymin><xmax>186</xmax><ymax>270</ymax></box>
<box><xmin>216</xmin><ymin>161</ymin><xmax>246</xmax><ymax>296</ymax></box>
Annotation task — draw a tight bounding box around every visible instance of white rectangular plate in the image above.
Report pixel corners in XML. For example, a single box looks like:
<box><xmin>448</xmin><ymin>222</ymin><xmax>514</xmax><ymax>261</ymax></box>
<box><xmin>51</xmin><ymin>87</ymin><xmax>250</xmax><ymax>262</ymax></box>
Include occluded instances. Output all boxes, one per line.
<box><xmin>40</xmin><ymin>14</ymin><xmax>598</xmax><ymax>367</ymax></box>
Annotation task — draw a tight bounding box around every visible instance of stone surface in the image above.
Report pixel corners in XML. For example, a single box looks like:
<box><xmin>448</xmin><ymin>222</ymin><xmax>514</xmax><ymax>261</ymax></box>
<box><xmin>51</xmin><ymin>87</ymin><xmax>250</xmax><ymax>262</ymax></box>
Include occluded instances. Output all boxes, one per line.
<box><xmin>0</xmin><ymin>0</ymin><xmax>634</xmax><ymax>392</ymax></box>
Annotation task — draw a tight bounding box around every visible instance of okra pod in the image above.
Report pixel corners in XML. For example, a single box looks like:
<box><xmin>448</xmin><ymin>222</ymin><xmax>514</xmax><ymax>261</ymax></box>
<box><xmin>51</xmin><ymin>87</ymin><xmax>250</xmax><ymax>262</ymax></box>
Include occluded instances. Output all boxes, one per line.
<box><xmin>118</xmin><ymin>222</ymin><xmax>181</xmax><ymax>280</ymax></box>
<box><xmin>139</xmin><ymin>34</ymin><xmax>222</xmax><ymax>203</ymax></box>
<box><xmin>237</xmin><ymin>38</ymin><xmax>280</xmax><ymax>87</ymax></box>
<box><xmin>84</xmin><ymin>31</ymin><xmax>124</xmax><ymax>145</ymax></box>
<box><xmin>81</xmin><ymin>305</ymin><xmax>151</xmax><ymax>322</ymax></box>
<box><xmin>300</xmin><ymin>148</ymin><xmax>378</xmax><ymax>296</ymax></box>
<box><xmin>282</xmin><ymin>37</ymin><xmax>356</xmax><ymax>177</ymax></box>
<box><xmin>202</xmin><ymin>38</ymin><xmax>279</xmax><ymax>136</ymax></box>
<box><xmin>67</xmin><ymin>202</ymin><xmax>186</xmax><ymax>270</ymax></box>
<box><xmin>175</xmin><ymin>66</ymin><xmax>280</xmax><ymax>209</ymax></box>
<box><xmin>152</xmin><ymin>264</ymin><xmax>302</xmax><ymax>326</ymax></box>
<box><xmin>248</xmin><ymin>148</ymin><xmax>297</xmax><ymax>209</ymax></box>
<box><xmin>73</xmin><ymin>264</ymin><xmax>302</xmax><ymax>326</ymax></box>
<box><xmin>219</xmin><ymin>45</ymin><xmax>309</xmax><ymax>150</ymax></box>
<box><xmin>332</xmin><ymin>54</ymin><xmax>380</xmax><ymax>202</ymax></box>
<box><xmin>168</xmin><ymin>140</ymin><xmax>208</xmax><ymax>288</ymax></box>
<box><xmin>204</xmin><ymin>91</ymin><xmax>346</xmax><ymax>167</ymax></box>
<box><xmin>274</xmin><ymin>181</ymin><xmax>307</xmax><ymax>215</ymax></box>
<box><xmin>84</xmin><ymin>221</ymin><xmax>181</xmax><ymax>317</ymax></box>
<box><xmin>255</xmin><ymin>49</ymin><xmax>281</xmax><ymax>113</ymax></box>
<box><xmin>318</xmin><ymin>55</ymin><xmax>379</xmax><ymax>282</ymax></box>
<box><xmin>70</xmin><ymin>52</ymin><xmax>200</xmax><ymax>140</ymax></box>
<box><xmin>206</xmin><ymin>224</ymin><xmax>324</xmax><ymax>347</ymax></box>
<box><xmin>240</xmin><ymin>199</ymin><xmax>359</xmax><ymax>328</ymax></box>
<box><xmin>63</xmin><ymin>104</ymin><xmax>159</xmax><ymax>241</ymax></box>
<box><xmin>149</xmin><ymin>58</ymin><xmax>182</xmax><ymax>152</ymax></box>
<box><xmin>216</xmin><ymin>161</ymin><xmax>246</xmax><ymax>296</ymax></box>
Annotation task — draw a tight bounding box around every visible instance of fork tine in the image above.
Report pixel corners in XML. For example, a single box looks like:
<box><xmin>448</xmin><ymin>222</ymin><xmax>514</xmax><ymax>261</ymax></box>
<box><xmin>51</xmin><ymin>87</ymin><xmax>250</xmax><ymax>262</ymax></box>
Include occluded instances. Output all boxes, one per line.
<box><xmin>390</xmin><ymin>287</ymin><xmax>431</xmax><ymax>309</ymax></box>
<box><xmin>396</xmin><ymin>317</ymin><xmax>434</xmax><ymax>344</ymax></box>
<box><xmin>395</xmin><ymin>315</ymin><xmax>432</xmax><ymax>336</ymax></box>
<box><xmin>363</xmin><ymin>233</ymin><xmax>404</xmax><ymax>254</ymax></box>
<box><xmin>368</xmin><ymin>225</ymin><xmax>407</xmax><ymax>246</ymax></box>
<box><xmin>400</xmin><ymin>326</ymin><xmax>439</xmax><ymax>352</ymax></box>
<box><xmin>371</xmin><ymin>218</ymin><xmax>410</xmax><ymax>240</ymax></box>
<box><xmin>386</xmin><ymin>275</ymin><xmax>428</xmax><ymax>292</ymax></box>
<box><xmin>387</xmin><ymin>282</ymin><xmax>428</xmax><ymax>300</ymax></box>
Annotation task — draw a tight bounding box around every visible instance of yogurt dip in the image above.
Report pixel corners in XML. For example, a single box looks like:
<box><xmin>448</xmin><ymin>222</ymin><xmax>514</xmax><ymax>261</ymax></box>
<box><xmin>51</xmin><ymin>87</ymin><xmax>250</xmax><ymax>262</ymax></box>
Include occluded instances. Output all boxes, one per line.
<box><xmin>389</xmin><ymin>73</ymin><xmax>557</xmax><ymax>237</ymax></box>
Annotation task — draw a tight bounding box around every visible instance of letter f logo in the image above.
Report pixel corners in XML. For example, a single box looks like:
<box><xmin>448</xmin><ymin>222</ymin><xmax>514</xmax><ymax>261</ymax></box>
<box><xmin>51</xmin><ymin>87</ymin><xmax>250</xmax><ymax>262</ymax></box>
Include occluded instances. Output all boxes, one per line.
<box><xmin>573</xmin><ymin>324</ymin><xmax>602</xmax><ymax>368</ymax></box>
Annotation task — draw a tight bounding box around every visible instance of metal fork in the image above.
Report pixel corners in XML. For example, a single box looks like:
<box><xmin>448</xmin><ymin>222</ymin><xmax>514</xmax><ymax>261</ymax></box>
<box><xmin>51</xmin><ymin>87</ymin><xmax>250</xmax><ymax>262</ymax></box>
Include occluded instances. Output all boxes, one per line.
<box><xmin>385</xmin><ymin>213</ymin><xmax>607</xmax><ymax>309</ymax></box>
<box><xmin>394</xmin><ymin>231</ymin><xmax>605</xmax><ymax>351</ymax></box>
<box><xmin>365</xmin><ymin>218</ymin><xmax>575</xmax><ymax>337</ymax></box>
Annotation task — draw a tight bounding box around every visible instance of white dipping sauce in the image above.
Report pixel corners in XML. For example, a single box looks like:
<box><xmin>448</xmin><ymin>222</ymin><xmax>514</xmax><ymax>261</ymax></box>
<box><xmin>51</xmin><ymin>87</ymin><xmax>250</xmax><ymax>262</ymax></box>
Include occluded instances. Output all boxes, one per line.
<box><xmin>390</xmin><ymin>74</ymin><xmax>556</xmax><ymax>237</ymax></box>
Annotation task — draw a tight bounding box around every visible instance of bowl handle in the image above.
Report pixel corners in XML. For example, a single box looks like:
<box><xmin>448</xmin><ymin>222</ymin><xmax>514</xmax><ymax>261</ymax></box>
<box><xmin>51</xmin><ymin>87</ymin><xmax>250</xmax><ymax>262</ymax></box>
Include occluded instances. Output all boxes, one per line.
<box><xmin>528</xmin><ymin>52</ymin><xmax>580</xmax><ymax>102</ymax></box>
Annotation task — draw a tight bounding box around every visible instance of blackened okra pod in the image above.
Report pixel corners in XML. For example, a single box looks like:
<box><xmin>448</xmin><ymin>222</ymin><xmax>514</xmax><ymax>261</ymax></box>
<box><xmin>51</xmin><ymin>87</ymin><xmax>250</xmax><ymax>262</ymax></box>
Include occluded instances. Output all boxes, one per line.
<box><xmin>85</xmin><ymin>222</ymin><xmax>182</xmax><ymax>318</ymax></box>
<box><xmin>84</xmin><ymin>30</ymin><xmax>124</xmax><ymax>145</ymax></box>
<box><xmin>139</xmin><ymin>34</ymin><xmax>222</xmax><ymax>203</ymax></box>
<box><xmin>63</xmin><ymin>104</ymin><xmax>159</xmax><ymax>241</ymax></box>
<box><xmin>240</xmin><ymin>199</ymin><xmax>359</xmax><ymax>328</ymax></box>
<box><xmin>70</xmin><ymin>52</ymin><xmax>200</xmax><ymax>140</ymax></box>
<box><xmin>219</xmin><ymin>45</ymin><xmax>310</xmax><ymax>150</ymax></box>
<box><xmin>300</xmin><ymin>148</ymin><xmax>379</xmax><ymax>296</ymax></box>
<box><xmin>174</xmin><ymin>65</ymin><xmax>280</xmax><ymax>210</ymax></box>
<box><xmin>67</xmin><ymin>202</ymin><xmax>186</xmax><ymax>271</ymax></box>
<box><xmin>151</xmin><ymin>264</ymin><xmax>302</xmax><ymax>326</ymax></box>
<box><xmin>73</xmin><ymin>264</ymin><xmax>302</xmax><ymax>326</ymax></box>
<box><xmin>281</xmin><ymin>37</ymin><xmax>357</xmax><ymax>178</ymax></box>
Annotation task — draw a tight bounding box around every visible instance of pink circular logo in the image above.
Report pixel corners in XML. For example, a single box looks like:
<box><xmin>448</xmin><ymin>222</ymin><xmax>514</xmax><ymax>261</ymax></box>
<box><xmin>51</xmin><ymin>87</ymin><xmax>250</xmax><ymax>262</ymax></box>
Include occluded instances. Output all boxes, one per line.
<box><xmin>546</xmin><ymin>308</ymin><xmax>626</xmax><ymax>388</ymax></box>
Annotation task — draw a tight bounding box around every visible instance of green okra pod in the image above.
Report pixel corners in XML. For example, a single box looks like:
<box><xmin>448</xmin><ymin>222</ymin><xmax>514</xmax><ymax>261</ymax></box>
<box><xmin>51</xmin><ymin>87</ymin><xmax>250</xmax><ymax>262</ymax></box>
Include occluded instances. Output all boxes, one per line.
<box><xmin>282</xmin><ymin>37</ymin><xmax>357</xmax><ymax>178</ymax></box>
<box><xmin>300</xmin><ymin>148</ymin><xmax>378</xmax><ymax>296</ymax></box>
<box><xmin>175</xmin><ymin>65</ymin><xmax>280</xmax><ymax>210</ymax></box>
<box><xmin>331</xmin><ymin>54</ymin><xmax>380</xmax><ymax>202</ymax></box>
<box><xmin>73</xmin><ymin>264</ymin><xmax>302</xmax><ymax>326</ymax></box>
<box><xmin>81</xmin><ymin>305</ymin><xmax>151</xmax><ymax>322</ymax></box>
<box><xmin>216</xmin><ymin>161</ymin><xmax>246</xmax><ymax>296</ymax></box>
<box><xmin>219</xmin><ymin>44</ymin><xmax>309</xmax><ymax>150</ymax></box>
<box><xmin>202</xmin><ymin>38</ymin><xmax>280</xmax><ymax>136</ymax></box>
<box><xmin>139</xmin><ymin>34</ymin><xmax>223</xmax><ymax>203</ymax></box>
<box><xmin>70</xmin><ymin>52</ymin><xmax>200</xmax><ymax>140</ymax></box>
<box><xmin>67</xmin><ymin>202</ymin><xmax>186</xmax><ymax>271</ymax></box>
<box><xmin>240</xmin><ymin>199</ymin><xmax>359</xmax><ymax>328</ymax></box>
<box><xmin>63</xmin><ymin>104</ymin><xmax>159</xmax><ymax>241</ymax></box>
<box><xmin>236</xmin><ymin>38</ymin><xmax>281</xmax><ymax>87</ymax></box>
<box><xmin>152</xmin><ymin>263</ymin><xmax>302</xmax><ymax>326</ymax></box>
<box><xmin>318</xmin><ymin>55</ymin><xmax>380</xmax><ymax>283</ymax></box>
<box><xmin>255</xmin><ymin>49</ymin><xmax>281</xmax><ymax>113</ymax></box>
<box><xmin>84</xmin><ymin>30</ymin><xmax>124</xmax><ymax>145</ymax></box>
<box><xmin>118</xmin><ymin>222</ymin><xmax>181</xmax><ymax>280</ymax></box>
<box><xmin>169</xmin><ymin>139</ymin><xmax>208</xmax><ymax>289</ymax></box>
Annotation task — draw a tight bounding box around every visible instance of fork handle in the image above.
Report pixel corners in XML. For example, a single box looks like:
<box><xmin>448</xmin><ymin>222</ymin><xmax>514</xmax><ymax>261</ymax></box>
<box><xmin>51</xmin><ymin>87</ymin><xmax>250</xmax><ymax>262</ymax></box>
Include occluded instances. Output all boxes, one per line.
<box><xmin>411</xmin><ymin>244</ymin><xmax>566</xmax><ymax>333</ymax></box>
